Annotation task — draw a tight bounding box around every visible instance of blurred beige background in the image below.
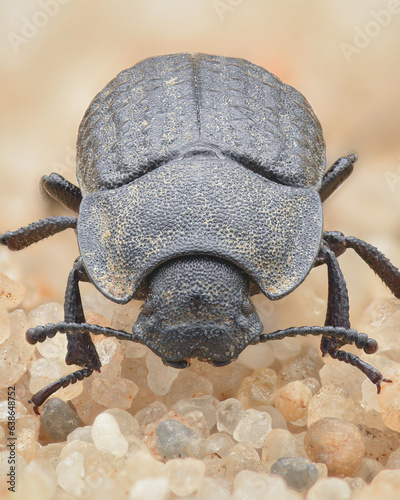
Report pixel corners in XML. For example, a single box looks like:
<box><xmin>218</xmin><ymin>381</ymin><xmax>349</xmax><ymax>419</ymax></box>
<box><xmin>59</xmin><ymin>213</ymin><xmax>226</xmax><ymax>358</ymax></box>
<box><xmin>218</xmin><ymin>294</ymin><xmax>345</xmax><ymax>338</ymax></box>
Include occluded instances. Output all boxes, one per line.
<box><xmin>0</xmin><ymin>0</ymin><xmax>399</xmax><ymax>324</ymax></box>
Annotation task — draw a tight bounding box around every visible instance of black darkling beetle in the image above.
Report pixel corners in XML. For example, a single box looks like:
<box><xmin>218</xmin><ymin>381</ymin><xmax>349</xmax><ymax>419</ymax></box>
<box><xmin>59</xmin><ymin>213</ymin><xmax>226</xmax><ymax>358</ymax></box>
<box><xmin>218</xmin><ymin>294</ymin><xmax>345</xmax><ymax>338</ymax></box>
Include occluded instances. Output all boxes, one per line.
<box><xmin>2</xmin><ymin>53</ymin><xmax>400</xmax><ymax>413</ymax></box>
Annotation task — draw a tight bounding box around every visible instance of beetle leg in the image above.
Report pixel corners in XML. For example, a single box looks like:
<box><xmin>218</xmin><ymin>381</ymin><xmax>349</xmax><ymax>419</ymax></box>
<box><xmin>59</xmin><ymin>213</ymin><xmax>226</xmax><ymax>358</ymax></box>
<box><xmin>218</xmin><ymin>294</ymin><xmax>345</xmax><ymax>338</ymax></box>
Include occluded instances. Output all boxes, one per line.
<box><xmin>328</xmin><ymin>349</ymin><xmax>391</xmax><ymax>393</ymax></box>
<box><xmin>319</xmin><ymin>241</ymin><xmax>350</xmax><ymax>354</ymax></box>
<box><xmin>0</xmin><ymin>216</ymin><xmax>76</xmax><ymax>251</ymax></box>
<box><xmin>41</xmin><ymin>173</ymin><xmax>82</xmax><ymax>213</ymax></box>
<box><xmin>323</xmin><ymin>231</ymin><xmax>400</xmax><ymax>298</ymax></box>
<box><xmin>26</xmin><ymin>258</ymin><xmax>102</xmax><ymax>413</ymax></box>
<box><xmin>319</xmin><ymin>154</ymin><xmax>357</xmax><ymax>202</ymax></box>
<box><xmin>257</xmin><ymin>326</ymin><xmax>389</xmax><ymax>390</ymax></box>
<box><xmin>63</xmin><ymin>258</ymin><xmax>101</xmax><ymax>370</ymax></box>
<box><xmin>29</xmin><ymin>368</ymin><xmax>93</xmax><ymax>415</ymax></box>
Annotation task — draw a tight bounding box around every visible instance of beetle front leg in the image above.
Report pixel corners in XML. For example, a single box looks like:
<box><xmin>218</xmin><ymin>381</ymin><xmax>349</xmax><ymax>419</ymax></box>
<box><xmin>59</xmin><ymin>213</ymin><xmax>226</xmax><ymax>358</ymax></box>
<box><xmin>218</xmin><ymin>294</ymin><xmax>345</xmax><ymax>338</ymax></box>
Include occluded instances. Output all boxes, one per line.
<box><xmin>318</xmin><ymin>241</ymin><xmax>391</xmax><ymax>390</ymax></box>
<box><xmin>27</xmin><ymin>258</ymin><xmax>101</xmax><ymax>413</ymax></box>
<box><xmin>63</xmin><ymin>258</ymin><xmax>101</xmax><ymax>370</ymax></box>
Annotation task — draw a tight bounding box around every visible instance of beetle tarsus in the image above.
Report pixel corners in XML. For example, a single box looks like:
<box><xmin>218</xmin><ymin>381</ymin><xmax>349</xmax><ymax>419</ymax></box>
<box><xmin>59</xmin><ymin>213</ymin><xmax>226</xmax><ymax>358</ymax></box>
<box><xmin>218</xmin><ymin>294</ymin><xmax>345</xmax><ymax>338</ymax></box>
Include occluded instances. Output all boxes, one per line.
<box><xmin>29</xmin><ymin>367</ymin><xmax>94</xmax><ymax>413</ymax></box>
<box><xmin>328</xmin><ymin>348</ymin><xmax>391</xmax><ymax>393</ymax></box>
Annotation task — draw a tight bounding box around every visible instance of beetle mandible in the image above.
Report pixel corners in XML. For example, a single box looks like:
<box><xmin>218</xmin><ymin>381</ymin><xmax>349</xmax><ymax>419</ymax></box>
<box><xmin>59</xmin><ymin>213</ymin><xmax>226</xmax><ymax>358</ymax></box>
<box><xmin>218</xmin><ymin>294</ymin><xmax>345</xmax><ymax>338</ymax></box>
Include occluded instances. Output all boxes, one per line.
<box><xmin>2</xmin><ymin>53</ymin><xmax>400</xmax><ymax>413</ymax></box>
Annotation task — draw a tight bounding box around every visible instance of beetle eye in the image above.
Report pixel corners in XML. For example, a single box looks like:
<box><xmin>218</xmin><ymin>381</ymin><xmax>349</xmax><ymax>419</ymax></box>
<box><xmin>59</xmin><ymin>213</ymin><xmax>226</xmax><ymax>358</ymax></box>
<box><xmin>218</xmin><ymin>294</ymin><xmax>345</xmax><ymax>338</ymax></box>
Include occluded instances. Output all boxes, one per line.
<box><xmin>141</xmin><ymin>301</ymin><xmax>154</xmax><ymax>316</ymax></box>
<box><xmin>242</xmin><ymin>300</ymin><xmax>255</xmax><ymax>315</ymax></box>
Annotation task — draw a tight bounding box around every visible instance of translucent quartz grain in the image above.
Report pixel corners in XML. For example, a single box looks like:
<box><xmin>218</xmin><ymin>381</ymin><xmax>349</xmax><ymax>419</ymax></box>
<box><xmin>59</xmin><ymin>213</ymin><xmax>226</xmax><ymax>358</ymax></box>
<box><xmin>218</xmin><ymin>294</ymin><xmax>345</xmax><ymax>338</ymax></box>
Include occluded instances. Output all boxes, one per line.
<box><xmin>256</xmin><ymin>405</ymin><xmax>287</xmax><ymax>429</ymax></box>
<box><xmin>203</xmin><ymin>453</ymin><xmax>225</xmax><ymax>478</ymax></box>
<box><xmin>351</xmin><ymin>470</ymin><xmax>400</xmax><ymax>499</ymax></box>
<box><xmin>165</xmin><ymin>457</ymin><xmax>205</xmax><ymax>497</ymax></box>
<box><xmin>56</xmin><ymin>451</ymin><xmax>86</xmax><ymax>498</ymax></box>
<box><xmin>306</xmin><ymin>477</ymin><xmax>352</xmax><ymax>500</ymax></box>
<box><xmin>156</xmin><ymin>419</ymin><xmax>202</xmax><ymax>459</ymax></box>
<box><xmin>278</xmin><ymin>349</ymin><xmax>323</xmax><ymax>386</ymax></box>
<box><xmin>104</xmin><ymin>408</ymin><xmax>143</xmax><ymax>438</ymax></box>
<box><xmin>94</xmin><ymin>337</ymin><xmax>124</xmax><ymax>378</ymax></box>
<box><xmin>27</xmin><ymin>302</ymin><xmax>63</xmax><ymax>328</ymax></box>
<box><xmin>361</xmin><ymin>299</ymin><xmax>400</xmax><ymax>351</ymax></box>
<box><xmin>0</xmin><ymin>310</ymin><xmax>33</xmax><ymax>389</ymax></box>
<box><xmin>91</xmin><ymin>412</ymin><xmax>128</xmax><ymax>458</ymax></box>
<box><xmin>17</xmin><ymin>415</ymin><xmax>40</xmax><ymax>446</ymax></box>
<box><xmin>361</xmin><ymin>378</ymin><xmax>381</xmax><ymax>413</ymax></box>
<box><xmin>183</xmin><ymin>410</ymin><xmax>210</xmax><ymax>440</ymax></box>
<box><xmin>72</xmin><ymin>387</ymin><xmax>107</xmax><ymax>425</ymax></box>
<box><xmin>204</xmin><ymin>432</ymin><xmax>235</xmax><ymax>459</ymax></box>
<box><xmin>196</xmin><ymin>361</ymin><xmax>252</xmax><ymax>400</ymax></box>
<box><xmin>237</xmin><ymin>367</ymin><xmax>278</xmax><ymax>409</ymax></box>
<box><xmin>357</xmin><ymin>424</ymin><xmax>400</xmax><ymax>464</ymax></box>
<box><xmin>233</xmin><ymin>470</ymin><xmax>303</xmax><ymax>500</ymax></box>
<box><xmin>273</xmin><ymin>381</ymin><xmax>312</xmax><ymax>423</ymax></box>
<box><xmin>270</xmin><ymin>456</ymin><xmax>318</xmax><ymax>491</ymax></box>
<box><xmin>319</xmin><ymin>361</ymin><xmax>365</xmax><ymax>399</ymax></box>
<box><xmin>371</xmin><ymin>469</ymin><xmax>400</xmax><ymax>489</ymax></box>
<box><xmin>270</xmin><ymin>337</ymin><xmax>302</xmax><ymax>361</ymax></box>
<box><xmin>67</xmin><ymin>425</ymin><xmax>94</xmax><ymax>443</ymax></box>
<box><xmin>0</xmin><ymin>272</ymin><xmax>25</xmax><ymax>310</ymax></box>
<box><xmin>146</xmin><ymin>410</ymin><xmax>201</xmax><ymax>459</ymax></box>
<box><xmin>0</xmin><ymin>305</ymin><xmax>10</xmax><ymax>344</ymax></box>
<box><xmin>129</xmin><ymin>477</ymin><xmax>170</xmax><ymax>500</ymax></box>
<box><xmin>378</xmin><ymin>370</ymin><xmax>400</xmax><ymax>431</ymax></box>
<box><xmin>110</xmin><ymin>299</ymin><xmax>142</xmax><ymax>330</ymax></box>
<box><xmin>217</xmin><ymin>398</ymin><xmax>244</xmax><ymax>434</ymax></box>
<box><xmin>119</xmin><ymin>450</ymin><xmax>165</xmax><ymax>489</ymax></box>
<box><xmin>355</xmin><ymin>457</ymin><xmax>383</xmax><ymax>483</ymax></box>
<box><xmin>166</xmin><ymin>370</ymin><xmax>213</xmax><ymax>406</ymax></box>
<box><xmin>16</xmin><ymin>459</ymin><xmax>57</xmax><ymax>500</ymax></box>
<box><xmin>225</xmin><ymin>442</ymin><xmax>262</xmax><ymax>479</ymax></box>
<box><xmin>197</xmin><ymin>477</ymin><xmax>231</xmax><ymax>500</ymax></box>
<box><xmin>304</xmin><ymin>417</ymin><xmax>365</xmax><ymax>477</ymax></box>
<box><xmin>237</xmin><ymin>342</ymin><xmax>275</xmax><ymax>370</ymax></box>
<box><xmin>40</xmin><ymin>398</ymin><xmax>83</xmax><ymax>442</ymax></box>
<box><xmin>0</xmin><ymin>400</ymin><xmax>26</xmax><ymax>420</ymax></box>
<box><xmin>344</xmin><ymin>476</ymin><xmax>366</xmax><ymax>491</ymax></box>
<box><xmin>173</xmin><ymin>395</ymin><xmax>219</xmax><ymax>429</ymax></box>
<box><xmin>387</xmin><ymin>447</ymin><xmax>400</xmax><ymax>469</ymax></box>
<box><xmin>307</xmin><ymin>385</ymin><xmax>359</xmax><ymax>427</ymax></box>
<box><xmin>135</xmin><ymin>400</ymin><xmax>168</xmax><ymax>429</ymax></box>
<box><xmin>91</xmin><ymin>377</ymin><xmax>138</xmax><ymax>409</ymax></box>
<box><xmin>301</xmin><ymin>377</ymin><xmax>321</xmax><ymax>396</ymax></box>
<box><xmin>120</xmin><ymin>340</ymin><xmax>148</xmax><ymax>359</ymax></box>
<box><xmin>36</xmin><ymin>332</ymin><xmax>67</xmax><ymax>361</ymax></box>
<box><xmin>232</xmin><ymin>409</ymin><xmax>272</xmax><ymax>448</ymax></box>
<box><xmin>60</xmin><ymin>436</ymin><xmax>101</xmax><ymax>462</ymax></box>
<box><xmin>262</xmin><ymin>428</ymin><xmax>296</xmax><ymax>469</ymax></box>
<box><xmin>146</xmin><ymin>350</ymin><xmax>179</xmax><ymax>395</ymax></box>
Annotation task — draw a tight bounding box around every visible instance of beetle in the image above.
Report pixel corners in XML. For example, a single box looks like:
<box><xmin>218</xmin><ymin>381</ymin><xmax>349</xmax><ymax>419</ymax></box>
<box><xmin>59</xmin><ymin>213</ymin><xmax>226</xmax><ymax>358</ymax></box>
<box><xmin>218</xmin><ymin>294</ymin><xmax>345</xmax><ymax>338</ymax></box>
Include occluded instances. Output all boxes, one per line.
<box><xmin>2</xmin><ymin>53</ymin><xmax>400</xmax><ymax>414</ymax></box>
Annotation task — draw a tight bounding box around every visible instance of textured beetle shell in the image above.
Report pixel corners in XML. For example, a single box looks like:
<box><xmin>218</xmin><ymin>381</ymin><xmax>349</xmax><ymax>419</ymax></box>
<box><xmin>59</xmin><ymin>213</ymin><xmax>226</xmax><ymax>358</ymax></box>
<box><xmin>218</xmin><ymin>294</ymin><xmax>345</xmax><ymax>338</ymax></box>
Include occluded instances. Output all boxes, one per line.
<box><xmin>76</xmin><ymin>53</ymin><xmax>325</xmax><ymax>303</ymax></box>
<box><xmin>77</xmin><ymin>53</ymin><xmax>326</xmax><ymax>194</ymax></box>
<box><xmin>78</xmin><ymin>158</ymin><xmax>323</xmax><ymax>302</ymax></box>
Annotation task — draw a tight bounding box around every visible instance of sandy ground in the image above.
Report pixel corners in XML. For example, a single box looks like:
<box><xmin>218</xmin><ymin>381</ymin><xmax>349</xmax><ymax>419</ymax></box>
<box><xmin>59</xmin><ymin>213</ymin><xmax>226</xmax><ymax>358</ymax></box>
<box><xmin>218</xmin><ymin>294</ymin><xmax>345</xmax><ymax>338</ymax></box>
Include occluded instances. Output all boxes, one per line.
<box><xmin>0</xmin><ymin>0</ymin><xmax>399</xmax><ymax>342</ymax></box>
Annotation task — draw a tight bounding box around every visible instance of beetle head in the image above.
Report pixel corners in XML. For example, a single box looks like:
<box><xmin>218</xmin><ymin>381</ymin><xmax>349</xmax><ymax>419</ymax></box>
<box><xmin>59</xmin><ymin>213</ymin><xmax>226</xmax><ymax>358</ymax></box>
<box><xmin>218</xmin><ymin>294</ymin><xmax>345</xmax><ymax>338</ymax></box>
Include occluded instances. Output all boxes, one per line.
<box><xmin>133</xmin><ymin>256</ymin><xmax>263</xmax><ymax>367</ymax></box>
